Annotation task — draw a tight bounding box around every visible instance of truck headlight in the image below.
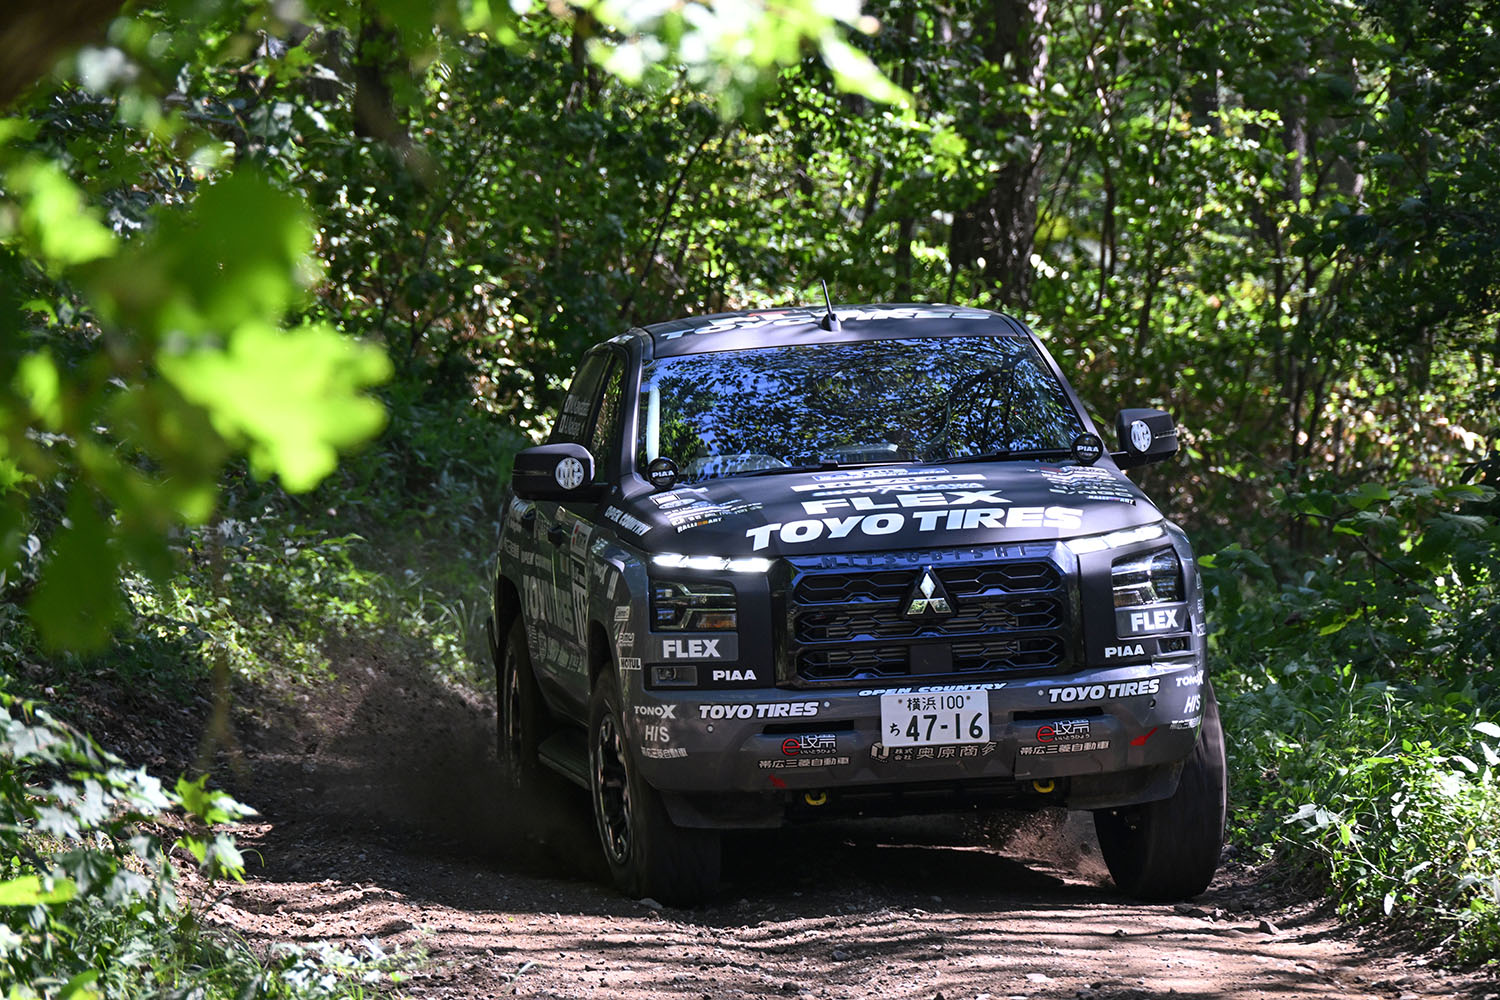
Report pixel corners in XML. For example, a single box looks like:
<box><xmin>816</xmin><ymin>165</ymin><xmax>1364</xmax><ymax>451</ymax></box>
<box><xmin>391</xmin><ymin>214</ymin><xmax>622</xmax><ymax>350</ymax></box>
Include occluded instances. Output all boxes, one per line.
<box><xmin>1111</xmin><ymin>547</ymin><xmax>1182</xmax><ymax>608</ymax></box>
<box><xmin>651</xmin><ymin>580</ymin><xmax>737</xmax><ymax>630</ymax></box>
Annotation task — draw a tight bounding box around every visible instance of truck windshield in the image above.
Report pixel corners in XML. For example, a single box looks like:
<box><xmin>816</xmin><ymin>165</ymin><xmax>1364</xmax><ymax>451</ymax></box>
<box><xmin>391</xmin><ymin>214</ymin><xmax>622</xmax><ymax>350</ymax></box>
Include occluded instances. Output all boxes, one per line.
<box><xmin>637</xmin><ymin>336</ymin><xmax>1086</xmax><ymax>483</ymax></box>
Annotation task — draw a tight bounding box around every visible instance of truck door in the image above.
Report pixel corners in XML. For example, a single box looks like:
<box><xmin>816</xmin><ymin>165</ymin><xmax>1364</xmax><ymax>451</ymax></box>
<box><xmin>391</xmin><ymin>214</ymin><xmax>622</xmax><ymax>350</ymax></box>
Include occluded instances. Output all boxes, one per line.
<box><xmin>532</xmin><ymin>351</ymin><xmax>626</xmax><ymax>710</ymax></box>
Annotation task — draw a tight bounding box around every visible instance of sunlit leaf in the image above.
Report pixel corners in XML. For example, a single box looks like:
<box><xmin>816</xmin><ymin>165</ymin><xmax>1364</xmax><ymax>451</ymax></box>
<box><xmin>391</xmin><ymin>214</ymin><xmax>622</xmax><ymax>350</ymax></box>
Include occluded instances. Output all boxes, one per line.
<box><xmin>0</xmin><ymin>875</ymin><xmax>79</xmax><ymax>906</ymax></box>
<box><xmin>158</xmin><ymin>321</ymin><xmax>392</xmax><ymax>491</ymax></box>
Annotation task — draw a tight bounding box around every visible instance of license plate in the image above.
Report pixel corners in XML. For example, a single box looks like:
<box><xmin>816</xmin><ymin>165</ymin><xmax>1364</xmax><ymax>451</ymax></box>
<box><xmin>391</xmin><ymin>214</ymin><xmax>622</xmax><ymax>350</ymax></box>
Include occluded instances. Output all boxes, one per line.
<box><xmin>879</xmin><ymin>690</ymin><xmax>990</xmax><ymax>747</ymax></box>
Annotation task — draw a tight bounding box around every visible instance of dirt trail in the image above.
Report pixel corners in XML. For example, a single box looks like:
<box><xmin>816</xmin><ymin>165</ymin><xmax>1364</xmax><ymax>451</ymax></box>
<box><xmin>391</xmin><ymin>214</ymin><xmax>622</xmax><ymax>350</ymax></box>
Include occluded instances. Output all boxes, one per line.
<box><xmin>190</xmin><ymin>646</ymin><xmax>1494</xmax><ymax>1000</ymax></box>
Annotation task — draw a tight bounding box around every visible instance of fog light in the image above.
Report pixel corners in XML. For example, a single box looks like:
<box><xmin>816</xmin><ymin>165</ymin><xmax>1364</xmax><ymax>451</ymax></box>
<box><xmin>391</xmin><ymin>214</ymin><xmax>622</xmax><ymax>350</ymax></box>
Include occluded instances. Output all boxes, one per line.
<box><xmin>650</xmin><ymin>664</ymin><xmax>698</xmax><ymax>687</ymax></box>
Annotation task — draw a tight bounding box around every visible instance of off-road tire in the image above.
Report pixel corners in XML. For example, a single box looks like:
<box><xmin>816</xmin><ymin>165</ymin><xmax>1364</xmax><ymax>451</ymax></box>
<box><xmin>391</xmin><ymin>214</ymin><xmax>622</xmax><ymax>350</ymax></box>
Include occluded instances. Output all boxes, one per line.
<box><xmin>1094</xmin><ymin>681</ymin><xmax>1227</xmax><ymax>901</ymax></box>
<box><xmin>588</xmin><ymin>671</ymin><xmax>720</xmax><ymax>906</ymax></box>
<box><xmin>494</xmin><ymin>617</ymin><xmax>548</xmax><ymax>800</ymax></box>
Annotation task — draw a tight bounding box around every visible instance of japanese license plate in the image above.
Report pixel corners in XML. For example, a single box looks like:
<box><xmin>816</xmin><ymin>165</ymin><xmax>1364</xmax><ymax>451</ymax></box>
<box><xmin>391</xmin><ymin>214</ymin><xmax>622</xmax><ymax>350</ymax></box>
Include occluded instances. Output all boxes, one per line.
<box><xmin>879</xmin><ymin>690</ymin><xmax>990</xmax><ymax>747</ymax></box>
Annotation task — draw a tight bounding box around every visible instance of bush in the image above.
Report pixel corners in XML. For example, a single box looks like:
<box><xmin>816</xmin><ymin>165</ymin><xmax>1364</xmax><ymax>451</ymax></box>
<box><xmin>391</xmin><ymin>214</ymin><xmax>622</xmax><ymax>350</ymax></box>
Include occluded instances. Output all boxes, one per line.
<box><xmin>1208</xmin><ymin>477</ymin><xmax>1500</xmax><ymax>962</ymax></box>
<box><xmin>0</xmin><ymin>685</ymin><xmax>407</xmax><ymax>998</ymax></box>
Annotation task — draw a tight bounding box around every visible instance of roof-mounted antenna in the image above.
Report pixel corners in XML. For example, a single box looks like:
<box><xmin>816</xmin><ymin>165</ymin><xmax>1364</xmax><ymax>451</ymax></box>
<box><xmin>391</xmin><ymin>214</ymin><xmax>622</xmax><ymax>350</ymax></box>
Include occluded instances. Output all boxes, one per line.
<box><xmin>819</xmin><ymin>280</ymin><xmax>841</xmax><ymax>332</ymax></box>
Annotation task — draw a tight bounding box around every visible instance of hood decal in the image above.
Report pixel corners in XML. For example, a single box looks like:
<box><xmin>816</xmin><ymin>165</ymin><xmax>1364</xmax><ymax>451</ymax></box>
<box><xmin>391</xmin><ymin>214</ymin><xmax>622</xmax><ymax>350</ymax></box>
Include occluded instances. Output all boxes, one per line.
<box><xmin>620</xmin><ymin>462</ymin><xmax>1158</xmax><ymax>556</ymax></box>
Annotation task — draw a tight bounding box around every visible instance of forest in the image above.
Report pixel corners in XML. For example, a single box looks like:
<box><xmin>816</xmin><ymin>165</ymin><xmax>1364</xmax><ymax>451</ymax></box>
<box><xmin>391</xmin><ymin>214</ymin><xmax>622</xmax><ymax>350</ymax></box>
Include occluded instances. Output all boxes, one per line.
<box><xmin>0</xmin><ymin>0</ymin><xmax>1498</xmax><ymax>994</ymax></box>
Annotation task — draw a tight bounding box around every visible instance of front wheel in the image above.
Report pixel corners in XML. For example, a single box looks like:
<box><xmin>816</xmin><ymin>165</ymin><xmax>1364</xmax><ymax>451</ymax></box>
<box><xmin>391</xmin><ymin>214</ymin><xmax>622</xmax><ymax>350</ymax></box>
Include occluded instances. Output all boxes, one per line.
<box><xmin>1094</xmin><ymin>680</ymin><xmax>1227</xmax><ymax>901</ymax></box>
<box><xmin>588</xmin><ymin>671</ymin><xmax>720</xmax><ymax>905</ymax></box>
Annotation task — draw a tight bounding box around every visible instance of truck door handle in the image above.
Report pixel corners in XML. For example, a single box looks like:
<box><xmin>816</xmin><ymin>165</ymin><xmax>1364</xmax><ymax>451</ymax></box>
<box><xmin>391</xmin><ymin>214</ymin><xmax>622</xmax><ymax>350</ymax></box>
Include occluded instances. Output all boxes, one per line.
<box><xmin>547</xmin><ymin>524</ymin><xmax>568</xmax><ymax>546</ymax></box>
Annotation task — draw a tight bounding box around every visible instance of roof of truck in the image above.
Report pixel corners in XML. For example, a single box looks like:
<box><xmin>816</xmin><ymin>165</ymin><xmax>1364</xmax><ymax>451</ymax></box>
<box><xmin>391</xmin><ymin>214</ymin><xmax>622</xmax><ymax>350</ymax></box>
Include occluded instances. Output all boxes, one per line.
<box><xmin>630</xmin><ymin>303</ymin><xmax>1031</xmax><ymax>358</ymax></box>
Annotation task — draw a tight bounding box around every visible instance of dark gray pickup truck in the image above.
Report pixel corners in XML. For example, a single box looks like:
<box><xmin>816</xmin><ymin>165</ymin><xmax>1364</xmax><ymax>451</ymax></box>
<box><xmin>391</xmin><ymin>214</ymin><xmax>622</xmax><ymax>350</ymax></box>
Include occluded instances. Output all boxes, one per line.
<box><xmin>488</xmin><ymin>304</ymin><xmax>1225</xmax><ymax>905</ymax></box>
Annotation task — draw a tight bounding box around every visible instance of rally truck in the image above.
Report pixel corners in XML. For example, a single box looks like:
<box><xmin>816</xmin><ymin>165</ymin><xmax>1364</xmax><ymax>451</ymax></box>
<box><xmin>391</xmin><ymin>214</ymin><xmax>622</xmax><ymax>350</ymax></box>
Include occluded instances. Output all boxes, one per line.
<box><xmin>487</xmin><ymin>303</ymin><xmax>1225</xmax><ymax>906</ymax></box>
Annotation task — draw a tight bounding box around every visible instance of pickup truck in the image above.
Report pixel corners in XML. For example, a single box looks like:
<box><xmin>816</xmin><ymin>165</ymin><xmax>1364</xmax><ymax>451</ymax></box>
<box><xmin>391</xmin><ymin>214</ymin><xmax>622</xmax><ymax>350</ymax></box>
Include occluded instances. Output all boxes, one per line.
<box><xmin>487</xmin><ymin>304</ymin><xmax>1225</xmax><ymax>905</ymax></box>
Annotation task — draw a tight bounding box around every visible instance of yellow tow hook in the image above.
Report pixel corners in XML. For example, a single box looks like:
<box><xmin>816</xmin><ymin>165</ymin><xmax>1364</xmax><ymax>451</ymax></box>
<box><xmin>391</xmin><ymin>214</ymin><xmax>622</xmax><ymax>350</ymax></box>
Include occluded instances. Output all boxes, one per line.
<box><xmin>1032</xmin><ymin>779</ymin><xmax>1056</xmax><ymax>794</ymax></box>
<box><xmin>804</xmin><ymin>790</ymin><xmax>828</xmax><ymax>806</ymax></box>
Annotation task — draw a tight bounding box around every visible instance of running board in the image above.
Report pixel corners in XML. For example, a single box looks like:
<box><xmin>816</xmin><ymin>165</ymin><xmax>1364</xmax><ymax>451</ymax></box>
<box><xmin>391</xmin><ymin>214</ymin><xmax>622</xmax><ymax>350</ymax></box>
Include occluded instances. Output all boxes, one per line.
<box><xmin>538</xmin><ymin>731</ymin><xmax>589</xmax><ymax>789</ymax></box>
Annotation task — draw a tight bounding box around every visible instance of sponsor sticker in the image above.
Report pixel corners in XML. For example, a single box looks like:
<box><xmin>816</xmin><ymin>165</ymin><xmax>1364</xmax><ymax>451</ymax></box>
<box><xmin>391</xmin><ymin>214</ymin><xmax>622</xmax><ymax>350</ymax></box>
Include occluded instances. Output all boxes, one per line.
<box><xmin>1038</xmin><ymin>678</ymin><xmax>1160</xmax><ymax>703</ymax></box>
<box><xmin>744</xmin><ymin>506</ymin><xmax>1085</xmax><ymax>551</ymax></box>
<box><xmin>652</xmin><ymin>635</ymin><xmax>739</xmax><ymax>662</ymax></box>
<box><xmin>1036</xmin><ymin>719</ymin><xmax>1092</xmax><ymax>743</ymax></box>
<box><xmin>641</xmin><ymin>747</ymin><xmax>687</xmax><ymax>759</ymax></box>
<box><xmin>858</xmin><ymin>682</ymin><xmax>1007</xmax><ymax>697</ymax></box>
<box><xmin>605</xmin><ymin>506</ymin><xmax>651</xmax><ymax>536</ymax></box>
<box><xmin>757</xmin><ymin>756</ymin><xmax>850</xmax><ymax>769</ymax></box>
<box><xmin>870</xmin><ymin>741</ymin><xmax>997</xmax><ymax>762</ymax></box>
<box><xmin>1117</xmin><ymin>605</ymin><xmax>1184</xmax><ymax>635</ymax></box>
<box><xmin>1018</xmin><ymin>739</ymin><xmax>1112</xmax><ymax>756</ymax></box>
<box><xmin>698</xmin><ymin>701</ymin><xmax>819</xmax><ymax>720</ymax></box>
<box><xmin>780</xmin><ymin>734</ymin><xmax>837</xmax><ymax>756</ymax></box>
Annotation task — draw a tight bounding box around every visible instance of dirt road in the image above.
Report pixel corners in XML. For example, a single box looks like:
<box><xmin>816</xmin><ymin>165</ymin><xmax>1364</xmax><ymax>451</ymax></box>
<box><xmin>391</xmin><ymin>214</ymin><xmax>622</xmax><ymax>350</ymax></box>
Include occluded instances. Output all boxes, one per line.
<box><xmin>177</xmin><ymin>645</ymin><xmax>1494</xmax><ymax>1000</ymax></box>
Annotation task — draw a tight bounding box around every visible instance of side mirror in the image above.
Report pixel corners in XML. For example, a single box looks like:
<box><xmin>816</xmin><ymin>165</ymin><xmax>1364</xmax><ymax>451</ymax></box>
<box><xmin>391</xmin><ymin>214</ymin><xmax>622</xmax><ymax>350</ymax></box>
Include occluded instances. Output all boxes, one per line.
<box><xmin>1113</xmin><ymin>408</ymin><xmax>1179</xmax><ymax>469</ymax></box>
<box><xmin>512</xmin><ymin>443</ymin><xmax>600</xmax><ymax>501</ymax></box>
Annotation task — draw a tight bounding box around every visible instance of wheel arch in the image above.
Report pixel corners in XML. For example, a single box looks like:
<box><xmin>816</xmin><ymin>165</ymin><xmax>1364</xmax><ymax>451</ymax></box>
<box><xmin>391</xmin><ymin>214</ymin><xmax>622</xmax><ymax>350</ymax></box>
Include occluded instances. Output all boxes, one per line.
<box><xmin>587</xmin><ymin>619</ymin><xmax>615</xmax><ymax>690</ymax></box>
<box><xmin>491</xmin><ymin>574</ymin><xmax>522</xmax><ymax>666</ymax></box>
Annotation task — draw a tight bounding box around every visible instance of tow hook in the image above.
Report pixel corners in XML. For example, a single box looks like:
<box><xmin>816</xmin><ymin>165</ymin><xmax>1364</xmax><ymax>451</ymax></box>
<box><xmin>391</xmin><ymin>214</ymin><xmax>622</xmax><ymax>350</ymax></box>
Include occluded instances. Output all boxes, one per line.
<box><xmin>804</xmin><ymin>791</ymin><xmax>828</xmax><ymax>806</ymax></box>
<box><xmin>1032</xmin><ymin>779</ymin><xmax>1056</xmax><ymax>794</ymax></box>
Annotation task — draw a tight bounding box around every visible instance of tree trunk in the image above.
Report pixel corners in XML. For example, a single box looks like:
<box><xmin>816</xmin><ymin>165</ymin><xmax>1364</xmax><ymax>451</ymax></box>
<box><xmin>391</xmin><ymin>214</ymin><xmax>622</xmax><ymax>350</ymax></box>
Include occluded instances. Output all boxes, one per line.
<box><xmin>949</xmin><ymin>0</ymin><xmax>1049</xmax><ymax>310</ymax></box>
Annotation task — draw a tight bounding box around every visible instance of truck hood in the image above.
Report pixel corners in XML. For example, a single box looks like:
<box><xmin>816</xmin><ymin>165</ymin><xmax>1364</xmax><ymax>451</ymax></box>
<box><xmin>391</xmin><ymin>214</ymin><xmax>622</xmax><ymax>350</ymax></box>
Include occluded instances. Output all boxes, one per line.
<box><xmin>609</xmin><ymin>462</ymin><xmax>1161</xmax><ymax>557</ymax></box>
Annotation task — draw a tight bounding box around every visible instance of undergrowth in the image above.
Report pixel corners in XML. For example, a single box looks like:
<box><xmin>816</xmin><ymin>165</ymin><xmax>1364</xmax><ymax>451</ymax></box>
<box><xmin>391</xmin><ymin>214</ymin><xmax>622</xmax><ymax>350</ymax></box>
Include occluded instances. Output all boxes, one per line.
<box><xmin>0</xmin><ymin>685</ymin><xmax>413</xmax><ymax>999</ymax></box>
<box><xmin>0</xmin><ymin>391</ymin><xmax>521</xmax><ymax>997</ymax></box>
<box><xmin>1208</xmin><ymin>477</ymin><xmax>1500</xmax><ymax>963</ymax></box>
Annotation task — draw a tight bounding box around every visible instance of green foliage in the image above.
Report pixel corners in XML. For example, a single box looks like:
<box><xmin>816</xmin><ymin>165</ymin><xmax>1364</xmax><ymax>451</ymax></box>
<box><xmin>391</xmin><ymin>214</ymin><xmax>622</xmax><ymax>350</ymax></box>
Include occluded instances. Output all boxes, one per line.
<box><xmin>0</xmin><ymin>684</ymin><xmax>410</xmax><ymax>998</ymax></box>
<box><xmin>1208</xmin><ymin>478</ymin><xmax>1500</xmax><ymax>960</ymax></box>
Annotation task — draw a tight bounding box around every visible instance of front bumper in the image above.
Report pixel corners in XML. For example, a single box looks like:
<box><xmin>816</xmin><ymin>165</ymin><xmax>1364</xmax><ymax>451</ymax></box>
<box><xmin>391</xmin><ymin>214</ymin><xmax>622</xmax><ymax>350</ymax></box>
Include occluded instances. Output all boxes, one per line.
<box><xmin>626</xmin><ymin>656</ymin><xmax>1207</xmax><ymax>826</ymax></box>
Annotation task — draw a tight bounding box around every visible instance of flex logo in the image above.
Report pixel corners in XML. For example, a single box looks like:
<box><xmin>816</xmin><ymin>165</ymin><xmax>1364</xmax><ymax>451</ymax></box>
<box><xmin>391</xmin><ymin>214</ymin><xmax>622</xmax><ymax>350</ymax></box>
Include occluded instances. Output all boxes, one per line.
<box><xmin>652</xmin><ymin>635</ymin><xmax>739</xmax><ymax>662</ymax></box>
<box><xmin>904</xmin><ymin>567</ymin><xmax>954</xmax><ymax>619</ymax></box>
<box><xmin>1118</xmin><ymin>605</ymin><xmax>1183</xmax><ymax>635</ymax></box>
<box><xmin>662</xmin><ymin>638</ymin><xmax>721</xmax><ymax>658</ymax></box>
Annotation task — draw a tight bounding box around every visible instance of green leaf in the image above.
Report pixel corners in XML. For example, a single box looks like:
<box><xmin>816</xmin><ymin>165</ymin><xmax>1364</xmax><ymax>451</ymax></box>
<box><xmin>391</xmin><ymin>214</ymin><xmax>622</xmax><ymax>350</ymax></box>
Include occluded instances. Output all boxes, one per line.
<box><xmin>2</xmin><ymin>160</ymin><xmax>117</xmax><ymax>269</ymax></box>
<box><xmin>28</xmin><ymin>491</ymin><xmax>125</xmax><ymax>652</ymax></box>
<box><xmin>57</xmin><ymin>970</ymin><xmax>99</xmax><ymax>1000</ymax></box>
<box><xmin>90</xmin><ymin>169</ymin><xmax>316</xmax><ymax>339</ymax></box>
<box><xmin>158</xmin><ymin>321</ymin><xmax>392</xmax><ymax>491</ymax></box>
<box><xmin>0</xmin><ymin>875</ymin><xmax>78</xmax><ymax>906</ymax></box>
<box><xmin>1346</xmin><ymin>482</ymin><xmax>1392</xmax><ymax>511</ymax></box>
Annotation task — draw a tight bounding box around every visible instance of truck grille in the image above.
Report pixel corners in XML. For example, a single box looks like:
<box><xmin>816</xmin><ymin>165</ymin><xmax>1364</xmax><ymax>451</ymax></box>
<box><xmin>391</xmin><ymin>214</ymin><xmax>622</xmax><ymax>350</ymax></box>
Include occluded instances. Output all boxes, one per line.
<box><xmin>783</xmin><ymin>545</ymin><xmax>1073</xmax><ymax>685</ymax></box>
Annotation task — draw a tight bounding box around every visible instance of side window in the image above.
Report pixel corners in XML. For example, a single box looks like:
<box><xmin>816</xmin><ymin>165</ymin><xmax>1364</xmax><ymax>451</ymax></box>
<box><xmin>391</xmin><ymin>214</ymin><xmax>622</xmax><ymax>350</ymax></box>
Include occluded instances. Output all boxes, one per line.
<box><xmin>588</xmin><ymin>359</ymin><xmax>625</xmax><ymax>482</ymax></box>
<box><xmin>550</xmin><ymin>353</ymin><xmax>607</xmax><ymax>445</ymax></box>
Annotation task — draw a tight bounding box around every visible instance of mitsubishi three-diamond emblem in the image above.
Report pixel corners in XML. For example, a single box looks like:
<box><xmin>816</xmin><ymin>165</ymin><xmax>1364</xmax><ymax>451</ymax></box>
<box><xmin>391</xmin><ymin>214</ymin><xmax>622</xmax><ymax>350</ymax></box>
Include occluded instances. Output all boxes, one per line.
<box><xmin>904</xmin><ymin>567</ymin><xmax>954</xmax><ymax>618</ymax></box>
